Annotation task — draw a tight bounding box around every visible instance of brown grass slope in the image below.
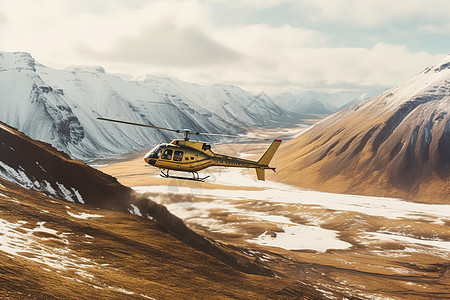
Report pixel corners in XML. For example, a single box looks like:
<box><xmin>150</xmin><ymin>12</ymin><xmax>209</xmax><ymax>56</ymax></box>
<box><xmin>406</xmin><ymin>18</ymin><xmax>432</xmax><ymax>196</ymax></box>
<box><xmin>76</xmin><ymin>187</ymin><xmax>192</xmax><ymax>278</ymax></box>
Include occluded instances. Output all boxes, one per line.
<box><xmin>276</xmin><ymin>56</ymin><xmax>450</xmax><ymax>203</ymax></box>
<box><xmin>0</xmin><ymin>121</ymin><xmax>329</xmax><ymax>299</ymax></box>
<box><xmin>0</xmin><ymin>121</ymin><xmax>274</xmax><ymax>276</ymax></box>
<box><xmin>0</xmin><ymin>178</ymin><xmax>323</xmax><ymax>299</ymax></box>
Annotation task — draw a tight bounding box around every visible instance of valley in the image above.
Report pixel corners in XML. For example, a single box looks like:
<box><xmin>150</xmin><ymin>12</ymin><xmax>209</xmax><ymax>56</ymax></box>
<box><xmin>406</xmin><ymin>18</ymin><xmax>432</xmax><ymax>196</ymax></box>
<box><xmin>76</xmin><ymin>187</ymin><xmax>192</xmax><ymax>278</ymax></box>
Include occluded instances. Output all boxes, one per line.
<box><xmin>99</xmin><ymin>132</ymin><xmax>450</xmax><ymax>299</ymax></box>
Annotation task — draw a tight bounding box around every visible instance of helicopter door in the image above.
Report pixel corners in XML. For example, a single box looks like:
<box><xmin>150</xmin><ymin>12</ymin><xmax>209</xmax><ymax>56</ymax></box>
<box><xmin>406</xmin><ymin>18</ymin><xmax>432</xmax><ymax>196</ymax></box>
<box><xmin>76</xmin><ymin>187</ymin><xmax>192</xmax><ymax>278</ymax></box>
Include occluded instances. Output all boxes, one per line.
<box><xmin>173</xmin><ymin>150</ymin><xmax>184</xmax><ymax>161</ymax></box>
<box><xmin>161</xmin><ymin>149</ymin><xmax>173</xmax><ymax>160</ymax></box>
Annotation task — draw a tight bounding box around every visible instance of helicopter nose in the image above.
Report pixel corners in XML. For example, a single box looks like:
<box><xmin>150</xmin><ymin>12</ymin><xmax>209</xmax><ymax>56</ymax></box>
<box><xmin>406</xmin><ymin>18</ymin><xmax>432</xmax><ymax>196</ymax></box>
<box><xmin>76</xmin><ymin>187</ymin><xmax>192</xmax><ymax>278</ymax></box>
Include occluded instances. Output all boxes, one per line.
<box><xmin>145</xmin><ymin>158</ymin><xmax>157</xmax><ymax>166</ymax></box>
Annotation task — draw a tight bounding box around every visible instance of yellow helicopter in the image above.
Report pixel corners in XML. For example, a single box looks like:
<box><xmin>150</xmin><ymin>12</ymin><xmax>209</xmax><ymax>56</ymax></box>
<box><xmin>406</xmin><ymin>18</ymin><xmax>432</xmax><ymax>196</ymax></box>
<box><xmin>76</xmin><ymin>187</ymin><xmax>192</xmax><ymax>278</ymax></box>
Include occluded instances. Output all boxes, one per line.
<box><xmin>97</xmin><ymin>117</ymin><xmax>282</xmax><ymax>181</ymax></box>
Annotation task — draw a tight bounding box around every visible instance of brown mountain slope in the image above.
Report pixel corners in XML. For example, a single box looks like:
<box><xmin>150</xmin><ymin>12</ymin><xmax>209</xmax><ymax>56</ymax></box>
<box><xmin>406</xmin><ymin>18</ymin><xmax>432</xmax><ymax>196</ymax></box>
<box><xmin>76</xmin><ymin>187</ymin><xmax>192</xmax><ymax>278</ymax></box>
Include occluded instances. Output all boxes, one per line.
<box><xmin>276</xmin><ymin>56</ymin><xmax>450</xmax><ymax>204</ymax></box>
<box><xmin>0</xmin><ymin>121</ymin><xmax>330</xmax><ymax>299</ymax></box>
<box><xmin>0</xmin><ymin>121</ymin><xmax>273</xmax><ymax>276</ymax></box>
<box><xmin>0</xmin><ymin>178</ymin><xmax>323</xmax><ymax>299</ymax></box>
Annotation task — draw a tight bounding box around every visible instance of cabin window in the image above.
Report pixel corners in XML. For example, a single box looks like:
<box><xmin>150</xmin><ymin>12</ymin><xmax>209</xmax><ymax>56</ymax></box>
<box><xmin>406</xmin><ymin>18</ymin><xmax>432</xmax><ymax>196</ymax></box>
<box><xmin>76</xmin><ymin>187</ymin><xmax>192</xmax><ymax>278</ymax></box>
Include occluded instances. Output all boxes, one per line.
<box><xmin>173</xmin><ymin>151</ymin><xmax>184</xmax><ymax>161</ymax></box>
<box><xmin>161</xmin><ymin>149</ymin><xmax>173</xmax><ymax>160</ymax></box>
<box><xmin>191</xmin><ymin>157</ymin><xmax>195</xmax><ymax>160</ymax></box>
<box><xmin>145</xmin><ymin>146</ymin><xmax>163</xmax><ymax>159</ymax></box>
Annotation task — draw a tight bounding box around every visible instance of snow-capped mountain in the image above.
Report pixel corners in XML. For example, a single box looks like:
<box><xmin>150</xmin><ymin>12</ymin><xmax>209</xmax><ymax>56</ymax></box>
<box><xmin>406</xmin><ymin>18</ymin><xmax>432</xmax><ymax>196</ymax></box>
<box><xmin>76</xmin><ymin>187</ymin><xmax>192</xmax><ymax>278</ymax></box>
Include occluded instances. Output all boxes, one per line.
<box><xmin>276</xmin><ymin>55</ymin><xmax>450</xmax><ymax>203</ymax></box>
<box><xmin>0</xmin><ymin>52</ymin><xmax>293</xmax><ymax>161</ymax></box>
<box><xmin>135</xmin><ymin>75</ymin><xmax>291</xmax><ymax>128</ymax></box>
<box><xmin>274</xmin><ymin>89</ymin><xmax>386</xmax><ymax>115</ymax></box>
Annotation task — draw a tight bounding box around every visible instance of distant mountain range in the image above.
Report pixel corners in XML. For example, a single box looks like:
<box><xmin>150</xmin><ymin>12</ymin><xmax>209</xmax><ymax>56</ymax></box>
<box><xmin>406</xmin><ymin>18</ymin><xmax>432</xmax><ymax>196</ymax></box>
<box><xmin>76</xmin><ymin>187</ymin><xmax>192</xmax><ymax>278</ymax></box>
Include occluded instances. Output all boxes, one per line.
<box><xmin>0</xmin><ymin>52</ymin><xmax>297</xmax><ymax>161</ymax></box>
<box><xmin>276</xmin><ymin>55</ymin><xmax>450</xmax><ymax>203</ymax></box>
<box><xmin>273</xmin><ymin>89</ymin><xmax>386</xmax><ymax>115</ymax></box>
<box><xmin>0</xmin><ymin>51</ymin><xmax>385</xmax><ymax>162</ymax></box>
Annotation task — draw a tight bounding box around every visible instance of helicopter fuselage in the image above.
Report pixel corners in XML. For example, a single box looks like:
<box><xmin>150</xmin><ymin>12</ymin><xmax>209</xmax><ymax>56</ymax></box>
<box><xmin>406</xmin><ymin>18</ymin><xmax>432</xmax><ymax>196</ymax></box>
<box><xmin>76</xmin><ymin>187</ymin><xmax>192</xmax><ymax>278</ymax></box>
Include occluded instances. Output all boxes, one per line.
<box><xmin>144</xmin><ymin>139</ymin><xmax>273</xmax><ymax>173</ymax></box>
<box><xmin>96</xmin><ymin>117</ymin><xmax>281</xmax><ymax>181</ymax></box>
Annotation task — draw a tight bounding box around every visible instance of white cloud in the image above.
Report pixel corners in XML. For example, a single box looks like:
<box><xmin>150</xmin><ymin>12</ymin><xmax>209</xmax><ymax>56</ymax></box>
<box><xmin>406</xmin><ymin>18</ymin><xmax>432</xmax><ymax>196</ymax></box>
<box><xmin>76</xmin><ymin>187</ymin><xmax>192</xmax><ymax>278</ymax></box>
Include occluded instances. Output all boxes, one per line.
<box><xmin>205</xmin><ymin>0</ymin><xmax>450</xmax><ymax>26</ymax></box>
<box><xmin>80</xmin><ymin>21</ymin><xmax>242</xmax><ymax>67</ymax></box>
<box><xmin>190</xmin><ymin>42</ymin><xmax>444</xmax><ymax>94</ymax></box>
<box><xmin>419</xmin><ymin>24</ymin><xmax>450</xmax><ymax>34</ymax></box>
<box><xmin>206</xmin><ymin>0</ymin><xmax>287</xmax><ymax>8</ymax></box>
<box><xmin>216</xmin><ymin>24</ymin><xmax>326</xmax><ymax>70</ymax></box>
<box><xmin>297</xmin><ymin>0</ymin><xmax>450</xmax><ymax>26</ymax></box>
<box><xmin>0</xmin><ymin>0</ymin><xmax>211</xmax><ymax>67</ymax></box>
<box><xmin>0</xmin><ymin>13</ymin><xmax>7</xmax><ymax>25</ymax></box>
<box><xmin>0</xmin><ymin>0</ymin><xmax>447</xmax><ymax>94</ymax></box>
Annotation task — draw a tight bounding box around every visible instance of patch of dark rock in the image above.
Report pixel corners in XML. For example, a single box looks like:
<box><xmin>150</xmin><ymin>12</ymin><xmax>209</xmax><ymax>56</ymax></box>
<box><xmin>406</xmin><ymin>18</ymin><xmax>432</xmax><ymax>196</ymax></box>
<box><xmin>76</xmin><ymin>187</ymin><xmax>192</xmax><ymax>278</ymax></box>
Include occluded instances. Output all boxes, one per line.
<box><xmin>372</xmin><ymin>94</ymin><xmax>442</xmax><ymax>152</ymax></box>
<box><xmin>434</xmin><ymin>111</ymin><xmax>447</xmax><ymax>122</ymax></box>
<box><xmin>352</xmin><ymin>125</ymin><xmax>380</xmax><ymax>156</ymax></box>
<box><xmin>405</xmin><ymin>125</ymin><xmax>421</xmax><ymax>169</ymax></box>
<box><xmin>437</xmin><ymin>118</ymin><xmax>450</xmax><ymax>169</ymax></box>
<box><xmin>314</xmin><ymin>141</ymin><xmax>340</xmax><ymax>163</ymax></box>
<box><xmin>434</xmin><ymin>62</ymin><xmax>450</xmax><ymax>72</ymax></box>
<box><xmin>420</xmin><ymin>113</ymin><xmax>435</xmax><ymax>162</ymax></box>
<box><xmin>318</xmin><ymin>128</ymin><xmax>344</xmax><ymax>148</ymax></box>
<box><xmin>337</xmin><ymin>135</ymin><xmax>358</xmax><ymax>155</ymax></box>
<box><xmin>389</xmin><ymin>141</ymin><xmax>404</xmax><ymax>160</ymax></box>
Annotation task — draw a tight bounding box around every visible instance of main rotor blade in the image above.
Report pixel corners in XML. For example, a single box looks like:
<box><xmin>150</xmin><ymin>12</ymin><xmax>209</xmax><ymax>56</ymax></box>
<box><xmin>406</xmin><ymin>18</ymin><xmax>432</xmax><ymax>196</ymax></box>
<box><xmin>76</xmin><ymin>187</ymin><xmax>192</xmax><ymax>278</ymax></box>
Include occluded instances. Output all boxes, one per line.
<box><xmin>96</xmin><ymin>117</ymin><xmax>180</xmax><ymax>133</ymax></box>
<box><xmin>195</xmin><ymin>132</ymin><xmax>269</xmax><ymax>140</ymax></box>
<box><xmin>96</xmin><ymin>117</ymin><xmax>262</xmax><ymax>140</ymax></box>
<box><xmin>196</xmin><ymin>132</ymin><xmax>239</xmax><ymax>138</ymax></box>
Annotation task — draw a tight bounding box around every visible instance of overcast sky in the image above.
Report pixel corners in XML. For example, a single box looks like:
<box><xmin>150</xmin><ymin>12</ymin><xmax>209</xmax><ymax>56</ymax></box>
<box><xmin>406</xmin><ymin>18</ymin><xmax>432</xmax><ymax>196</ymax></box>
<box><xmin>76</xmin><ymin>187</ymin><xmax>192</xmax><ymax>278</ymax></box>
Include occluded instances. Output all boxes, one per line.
<box><xmin>1</xmin><ymin>0</ymin><xmax>449</xmax><ymax>94</ymax></box>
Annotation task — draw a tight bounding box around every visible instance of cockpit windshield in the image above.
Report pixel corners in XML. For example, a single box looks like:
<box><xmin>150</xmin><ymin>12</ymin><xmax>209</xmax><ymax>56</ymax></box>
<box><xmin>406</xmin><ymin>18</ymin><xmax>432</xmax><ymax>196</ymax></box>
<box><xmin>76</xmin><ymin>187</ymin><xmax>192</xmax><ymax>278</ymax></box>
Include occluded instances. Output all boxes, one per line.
<box><xmin>145</xmin><ymin>144</ymin><xmax>165</xmax><ymax>159</ymax></box>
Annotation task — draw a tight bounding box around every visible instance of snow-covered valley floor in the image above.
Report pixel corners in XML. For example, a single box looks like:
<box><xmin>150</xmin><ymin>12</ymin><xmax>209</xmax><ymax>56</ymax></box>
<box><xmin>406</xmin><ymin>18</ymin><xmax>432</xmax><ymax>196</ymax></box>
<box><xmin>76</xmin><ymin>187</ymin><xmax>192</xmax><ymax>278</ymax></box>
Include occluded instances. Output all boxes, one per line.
<box><xmin>133</xmin><ymin>167</ymin><xmax>450</xmax><ymax>256</ymax></box>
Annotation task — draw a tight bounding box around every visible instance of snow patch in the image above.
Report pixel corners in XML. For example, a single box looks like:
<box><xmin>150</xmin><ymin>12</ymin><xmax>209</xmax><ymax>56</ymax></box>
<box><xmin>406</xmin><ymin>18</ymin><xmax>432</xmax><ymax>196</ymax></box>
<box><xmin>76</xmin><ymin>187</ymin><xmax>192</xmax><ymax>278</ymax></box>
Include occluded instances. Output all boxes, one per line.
<box><xmin>67</xmin><ymin>211</ymin><xmax>103</xmax><ymax>219</ymax></box>
<box><xmin>134</xmin><ymin>181</ymin><xmax>450</xmax><ymax>224</ymax></box>
<box><xmin>72</xmin><ymin>188</ymin><xmax>84</xmax><ymax>204</ymax></box>
<box><xmin>0</xmin><ymin>218</ymin><xmax>98</xmax><ymax>270</ymax></box>
<box><xmin>43</xmin><ymin>180</ymin><xmax>57</xmax><ymax>195</ymax></box>
<box><xmin>128</xmin><ymin>204</ymin><xmax>142</xmax><ymax>216</ymax></box>
<box><xmin>363</xmin><ymin>232</ymin><xmax>450</xmax><ymax>252</ymax></box>
<box><xmin>0</xmin><ymin>162</ymin><xmax>84</xmax><ymax>204</ymax></box>
<box><xmin>56</xmin><ymin>182</ymin><xmax>75</xmax><ymax>203</ymax></box>
<box><xmin>248</xmin><ymin>225</ymin><xmax>351</xmax><ymax>252</ymax></box>
<box><xmin>0</xmin><ymin>161</ymin><xmax>34</xmax><ymax>188</ymax></box>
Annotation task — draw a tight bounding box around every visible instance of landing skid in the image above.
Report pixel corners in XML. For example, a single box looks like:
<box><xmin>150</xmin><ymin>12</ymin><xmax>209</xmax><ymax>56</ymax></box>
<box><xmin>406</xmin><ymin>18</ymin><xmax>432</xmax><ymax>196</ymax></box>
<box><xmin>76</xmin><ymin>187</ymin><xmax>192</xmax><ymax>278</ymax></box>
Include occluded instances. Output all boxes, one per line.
<box><xmin>160</xmin><ymin>170</ymin><xmax>210</xmax><ymax>182</ymax></box>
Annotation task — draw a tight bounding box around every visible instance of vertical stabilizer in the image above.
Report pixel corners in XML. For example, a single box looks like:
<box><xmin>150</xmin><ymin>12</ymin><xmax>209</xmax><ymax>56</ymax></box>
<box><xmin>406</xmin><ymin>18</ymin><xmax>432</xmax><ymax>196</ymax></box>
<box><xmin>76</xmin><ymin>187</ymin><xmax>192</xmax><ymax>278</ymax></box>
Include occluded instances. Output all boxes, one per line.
<box><xmin>258</xmin><ymin>139</ymin><xmax>282</xmax><ymax>166</ymax></box>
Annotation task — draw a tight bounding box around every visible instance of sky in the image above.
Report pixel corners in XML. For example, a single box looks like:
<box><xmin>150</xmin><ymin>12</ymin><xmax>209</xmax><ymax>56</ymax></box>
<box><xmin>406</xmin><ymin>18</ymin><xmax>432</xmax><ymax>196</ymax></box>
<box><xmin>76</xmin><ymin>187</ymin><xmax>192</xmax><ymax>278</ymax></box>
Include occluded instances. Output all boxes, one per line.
<box><xmin>0</xmin><ymin>0</ymin><xmax>449</xmax><ymax>94</ymax></box>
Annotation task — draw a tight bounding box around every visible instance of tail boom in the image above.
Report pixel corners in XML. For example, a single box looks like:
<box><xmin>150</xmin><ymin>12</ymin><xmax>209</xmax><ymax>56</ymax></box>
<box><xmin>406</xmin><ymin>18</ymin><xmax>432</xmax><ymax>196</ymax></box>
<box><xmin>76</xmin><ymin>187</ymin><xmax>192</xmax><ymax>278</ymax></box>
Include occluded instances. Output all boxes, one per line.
<box><xmin>210</xmin><ymin>139</ymin><xmax>282</xmax><ymax>181</ymax></box>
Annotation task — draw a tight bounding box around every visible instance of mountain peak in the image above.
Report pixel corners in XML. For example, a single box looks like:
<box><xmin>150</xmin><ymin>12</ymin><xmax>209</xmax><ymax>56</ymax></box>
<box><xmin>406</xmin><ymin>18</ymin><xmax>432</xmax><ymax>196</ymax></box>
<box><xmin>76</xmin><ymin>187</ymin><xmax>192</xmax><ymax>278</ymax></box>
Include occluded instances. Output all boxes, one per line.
<box><xmin>276</xmin><ymin>55</ymin><xmax>450</xmax><ymax>203</ymax></box>
<box><xmin>422</xmin><ymin>54</ymin><xmax>450</xmax><ymax>74</ymax></box>
<box><xmin>65</xmin><ymin>65</ymin><xmax>106</xmax><ymax>74</ymax></box>
<box><xmin>433</xmin><ymin>54</ymin><xmax>450</xmax><ymax>73</ymax></box>
<box><xmin>0</xmin><ymin>51</ymin><xmax>36</xmax><ymax>72</ymax></box>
